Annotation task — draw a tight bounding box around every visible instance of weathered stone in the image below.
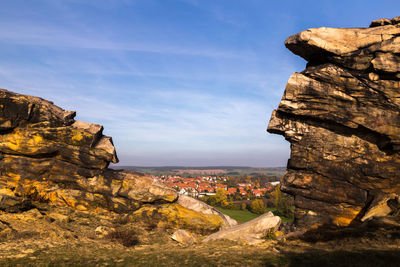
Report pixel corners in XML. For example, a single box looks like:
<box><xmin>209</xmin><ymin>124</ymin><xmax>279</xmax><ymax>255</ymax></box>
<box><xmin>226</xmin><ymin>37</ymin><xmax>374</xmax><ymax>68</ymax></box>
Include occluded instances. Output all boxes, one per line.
<box><xmin>268</xmin><ymin>16</ymin><xmax>400</xmax><ymax>228</ymax></box>
<box><xmin>171</xmin><ymin>229</ymin><xmax>197</xmax><ymax>245</ymax></box>
<box><xmin>371</xmin><ymin>52</ymin><xmax>400</xmax><ymax>73</ymax></box>
<box><xmin>47</xmin><ymin>212</ymin><xmax>70</xmax><ymax>223</ymax></box>
<box><xmin>368</xmin><ymin>72</ymin><xmax>379</xmax><ymax>81</ymax></box>
<box><xmin>0</xmin><ymin>125</ymin><xmax>115</xmax><ymax>168</ymax></box>
<box><xmin>285</xmin><ymin>25</ymin><xmax>400</xmax><ymax>62</ymax></box>
<box><xmin>177</xmin><ymin>195</ymin><xmax>237</xmax><ymax>228</ymax></box>
<box><xmin>0</xmin><ymin>89</ymin><xmax>75</xmax><ymax>131</ymax></box>
<box><xmin>202</xmin><ymin>212</ymin><xmax>281</xmax><ymax>244</ymax></box>
<box><xmin>117</xmin><ymin>172</ymin><xmax>178</xmax><ymax>203</ymax></box>
<box><xmin>0</xmin><ymin>89</ymin><xmax>179</xmax><ymax>217</ymax></box>
<box><xmin>0</xmin><ymin>89</ymin><xmax>259</xmax><ymax>235</ymax></box>
<box><xmin>71</xmin><ymin>120</ymin><xmax>103</xmax><ymax>137</ymax></box>
<box><xmin>95</xmin><ymin>226</ymin><xmax>114</xmax><ymax>238</ymax></box>
<box><xmin>130</xmin><ymin>203</ymin><xmax>225</xmax><ymax>233</ymax></box>
<box><xmin>0</xmin><ymin>221</ymin><xmax>12</xmax><ymax>238</ymax></box>
<box><xmin>369</xmin><ymin>18</ymin><xmax>392</xmax><ymax>27</ymax></box>
<box><xmin>361</xmin><ymin>194</ymin><xmax>399</xmax><ymax>222</ymax></box>
<box><xmin>93</xmin><ymin>136</ymin><xmax>118</xmax><ymax>163</ymax></box>
<box><xmin>392</xmin><ymin>16</ymin><xmax>400</xmax><ymax>25</ymax></box>
<box><xmin>0</xmin><ymin>195</ymin><xmax>34</xmax><ymax>213</ymax></box>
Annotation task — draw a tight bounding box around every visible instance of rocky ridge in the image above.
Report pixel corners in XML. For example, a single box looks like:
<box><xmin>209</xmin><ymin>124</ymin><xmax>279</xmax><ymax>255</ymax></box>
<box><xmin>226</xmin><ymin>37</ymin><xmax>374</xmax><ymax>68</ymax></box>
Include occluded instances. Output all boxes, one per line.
<box><xmin>268</xmin><ymin>17</ymin><xmax>400</xmax><ymax>228</ymax></box>
<box><xmin>0</xmin><ymin>88</ymin><xmax>234</xmax><ymax>233</ymax></box>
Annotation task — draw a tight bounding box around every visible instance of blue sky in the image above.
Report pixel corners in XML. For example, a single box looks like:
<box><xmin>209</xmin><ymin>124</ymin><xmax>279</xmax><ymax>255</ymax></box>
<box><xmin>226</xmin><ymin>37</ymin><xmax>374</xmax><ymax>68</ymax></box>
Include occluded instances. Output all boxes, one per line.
<box><xmin>1</xmin><ymin>0</ymin><xmax>399</xmax><ymax>167</ymax></box>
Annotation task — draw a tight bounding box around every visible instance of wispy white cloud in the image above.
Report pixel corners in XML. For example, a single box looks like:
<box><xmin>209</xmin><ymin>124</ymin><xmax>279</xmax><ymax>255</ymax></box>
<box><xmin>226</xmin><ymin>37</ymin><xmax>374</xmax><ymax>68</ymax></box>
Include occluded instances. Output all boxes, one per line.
<box><xmin>0</xmin><ymin>0</ymin><xmax>293</xmax><ymax>166</ymax></box>
<box><xmin>0</xmin><ymin>21</ymin><xmax>249</xmax><ymax>59</ymax></box>
<box><xmin>1</xmin><ymin>69</ymin><xmax>286</xmax><ymax>153</ymax></box>
<box><xmin>0</xmin><ymin>48</ymin><xmax>291</xmax><ymax>165</ymax></box>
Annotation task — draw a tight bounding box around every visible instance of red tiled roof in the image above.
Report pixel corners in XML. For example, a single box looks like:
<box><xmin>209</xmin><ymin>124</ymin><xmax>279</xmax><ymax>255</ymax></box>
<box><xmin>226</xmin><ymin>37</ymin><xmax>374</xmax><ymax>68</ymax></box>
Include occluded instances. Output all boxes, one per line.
<box><xmin>253</xmin><ymin>189</ymin><xmax>262</xmax><ymax>196</ymax></box>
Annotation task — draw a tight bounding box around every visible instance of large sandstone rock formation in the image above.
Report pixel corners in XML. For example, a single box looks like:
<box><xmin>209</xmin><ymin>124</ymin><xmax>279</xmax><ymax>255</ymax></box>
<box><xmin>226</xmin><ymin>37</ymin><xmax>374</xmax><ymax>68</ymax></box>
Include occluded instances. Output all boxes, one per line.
<box><xmin>177</xmin><ymin>195</ymin><xmax>238</xmax><ymax>228</ymax></box>
<box><xmin>268</xmin><ymin>17</ymin><xmax>400</xmax><ymax>228</ymax></box>
<box><xmin>0</xmin><ymin>89</ymin><xmax>231</xmax><ymax>232</ymax></box>
<box><xmin>202</xmin><ymin>211</ymin><xmax>281</xmax><ymax>244</ymax></box>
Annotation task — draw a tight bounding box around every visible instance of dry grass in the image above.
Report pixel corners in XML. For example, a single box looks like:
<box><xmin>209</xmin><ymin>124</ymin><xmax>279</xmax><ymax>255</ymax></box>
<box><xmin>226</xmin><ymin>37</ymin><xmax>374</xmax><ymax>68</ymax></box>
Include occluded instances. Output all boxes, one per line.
<box><xmin>106</xmin><ymin>229</ymin><xmax>139</xmax><ymax>247</ymax></box>
<box><xmin>1</xmin><ymin>223</ymin><xmax>400</xmax><ymax>267</ymax></box>
<box><xmin>1</xmin><ymin>237</ymin><xmax>399</xmax><ymax>267</ymax></box>
<box><xmin>1</xmin><ymin>205</ymin><xmax>400</xmax><ymax>266</ymax></box>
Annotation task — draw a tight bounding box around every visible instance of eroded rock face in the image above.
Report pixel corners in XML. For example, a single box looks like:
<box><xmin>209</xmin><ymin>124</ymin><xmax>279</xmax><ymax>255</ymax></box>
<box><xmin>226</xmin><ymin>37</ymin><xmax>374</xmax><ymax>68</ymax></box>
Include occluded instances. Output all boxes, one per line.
<box><xmin>268</xmin><ymin>17</ymin><xmax>400</xmax><ymax>228</ymax></box>
<box><xmin>0</xmin><ymin>88</ymin><xmax>178</xmax><ymax>214</ymax></box>
<box><xmin>0</xmin><ymin>89</ymin><xmax>235</xmax><ymax>234</ymax></box>
<box><xmin>130</xmin><ymin>203</ymin><xmax>226</xmax><ymax>233</ymax></box>
<box><xmin>177</xmin><ymin>195</ymin><xmax>238</xmax><ymax>228</ymax></box>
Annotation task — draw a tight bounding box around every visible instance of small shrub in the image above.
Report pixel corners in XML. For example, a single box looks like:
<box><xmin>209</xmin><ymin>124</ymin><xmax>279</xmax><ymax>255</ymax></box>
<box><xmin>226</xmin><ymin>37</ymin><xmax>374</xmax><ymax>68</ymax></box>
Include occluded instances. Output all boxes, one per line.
<box><xmin>12</xmin><ymin>231</ymin><xmax>39</xmax><ymax>240</ymax></box>
<box><xmin>146</xmin><ymin>223</ymin><xmax>158</xmax><ymax>231</ymax></box>
<box><xmin>274</xmin><ymin>185</ymin><xmax>294</xmax><ymax>220</ymax></box>
<box><xmin>263</xmin><ymin>228</ymin><xmax>276</xmax><ymax>240</ymax></box>
<box><xmin>275</xmin><ymin>196</ymin><xmax>294</xmax><ymax>220</ymax></box>
<box><xmin>106</xmin><ymin>229</ymin><xmax>139</xmax><ymax>247</ymax></box>
<box><xmin>19</xmin><ymin>186</ymin><xmax>49</xmax><ymax>203</ymax></box>
<box><xmin>114</xmin><ymin>215</ymin><xmax>129</xmax><ymax>225</ymax></box>
<box><xmin>249</xmin><ymin>199</ymin><xmax>266</xmax><ymax>214</ymax></box>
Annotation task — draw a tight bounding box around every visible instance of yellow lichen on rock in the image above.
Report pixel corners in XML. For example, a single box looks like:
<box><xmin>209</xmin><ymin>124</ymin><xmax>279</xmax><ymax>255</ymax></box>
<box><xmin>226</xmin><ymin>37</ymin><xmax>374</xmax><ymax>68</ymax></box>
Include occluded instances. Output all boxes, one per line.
<box><xmin>0</xmin><ymin>125</ymin><xmax>114</xmax><ymax>168</ymax></box>
<box><xmin>71</xmin><ymin>132</ymin><xmax>84</xmax><ymax>142</ymax></box>
<box><xmin>131</xmin><ymin>203</ymin><xmax>225</xmax><ymax>233</ymax></box>
<box><xmin>0</xmin><ymin>88</ymin><xmax>233</xmax><ymax>234</ymax></box>
<box><xmin>268</xmin><ymin>17</ymin><xmax>400</xmax><ymax>228</ymax></box>
<box><xmin>331</xmin><ymin>206</ymin><xmax>363</xmax><ymax>227</ymax></box>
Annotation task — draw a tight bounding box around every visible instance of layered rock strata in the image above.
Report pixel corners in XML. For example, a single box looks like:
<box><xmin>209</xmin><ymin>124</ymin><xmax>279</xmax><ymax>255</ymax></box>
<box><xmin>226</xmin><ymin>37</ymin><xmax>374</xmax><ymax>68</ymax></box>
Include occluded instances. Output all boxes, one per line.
<box><xmin>268</xmin><ymin>17</ymin><xmax>400</xmax><ymax>228</ymax></box>
<box><xmin>0</xmin><ymin>89</ymin><xmax>232</xmax><ymax>232</ymax></box>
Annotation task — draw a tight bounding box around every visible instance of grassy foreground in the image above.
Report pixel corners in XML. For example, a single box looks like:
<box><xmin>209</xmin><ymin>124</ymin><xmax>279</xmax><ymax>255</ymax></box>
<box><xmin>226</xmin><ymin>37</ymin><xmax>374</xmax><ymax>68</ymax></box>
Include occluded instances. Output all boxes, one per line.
<box><xmin>2</xmin><ymin>217</ymin><xmax>400</xmax><ymax>266</ymax></box>
<box><xmin>1</xmin><ymin>204</ymin><xmax>398</xmax><ymax>266</ymax></box>
<box><xmin>0</xmin><ymin>241</ymin><xmax>286</xmax><ymax>267</ymax></box>
<box><xmin>2</xmin><ymin>238</ymin><xmax>400</xmax><ymax>267</ymax></box>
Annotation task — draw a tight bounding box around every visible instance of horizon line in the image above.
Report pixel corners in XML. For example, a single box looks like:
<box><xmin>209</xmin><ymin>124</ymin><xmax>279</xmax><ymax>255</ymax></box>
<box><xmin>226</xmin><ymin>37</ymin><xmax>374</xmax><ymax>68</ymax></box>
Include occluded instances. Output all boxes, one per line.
<box><xmin>111</xmin><ymin>165</ymin><xmax>286</xmax><ymax>168</ymax></box>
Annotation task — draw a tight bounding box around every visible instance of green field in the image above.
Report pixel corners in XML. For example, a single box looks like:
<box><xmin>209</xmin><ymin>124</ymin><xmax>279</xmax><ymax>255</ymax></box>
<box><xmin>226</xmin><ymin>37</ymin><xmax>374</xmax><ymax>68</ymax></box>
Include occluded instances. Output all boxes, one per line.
<box><xmin>217</xmin><ymin>207</ymin><xmax>261</xmax><ymax>223</ymax></box>
<box><xmin>217</xmin><ymin>207</ymin><xmax>293</xmax><ymax>224</ymax></box>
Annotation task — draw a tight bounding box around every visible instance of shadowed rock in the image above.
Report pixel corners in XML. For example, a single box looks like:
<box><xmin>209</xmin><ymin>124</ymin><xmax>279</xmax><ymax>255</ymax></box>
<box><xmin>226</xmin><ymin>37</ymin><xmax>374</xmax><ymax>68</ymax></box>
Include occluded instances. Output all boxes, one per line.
<box><xmin>268</xmin><ymin>17</ymin><xmax>400</xmax><ymax>228</ymax></box>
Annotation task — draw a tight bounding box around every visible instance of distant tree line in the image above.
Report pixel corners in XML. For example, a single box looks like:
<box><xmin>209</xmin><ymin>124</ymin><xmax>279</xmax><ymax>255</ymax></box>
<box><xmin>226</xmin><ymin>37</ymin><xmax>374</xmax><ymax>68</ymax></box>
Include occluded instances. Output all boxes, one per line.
<box><xmin>225</xmin><ymin>174</ymin><xmax>282</xmax><ymax>187</ymax></box>
<box><xmin>203</xmin><ymin>186</ymin><xmax>294</xmax><ymax>221</ymax></box>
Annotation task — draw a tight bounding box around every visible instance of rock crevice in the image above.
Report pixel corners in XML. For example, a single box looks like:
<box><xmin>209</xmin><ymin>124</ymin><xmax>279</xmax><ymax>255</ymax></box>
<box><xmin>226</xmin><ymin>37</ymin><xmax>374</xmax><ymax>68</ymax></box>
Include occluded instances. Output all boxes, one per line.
<box><xmin>268</xmin><ymin>17</ymin><xmax>400</xmax><ymax>228</ymax></box>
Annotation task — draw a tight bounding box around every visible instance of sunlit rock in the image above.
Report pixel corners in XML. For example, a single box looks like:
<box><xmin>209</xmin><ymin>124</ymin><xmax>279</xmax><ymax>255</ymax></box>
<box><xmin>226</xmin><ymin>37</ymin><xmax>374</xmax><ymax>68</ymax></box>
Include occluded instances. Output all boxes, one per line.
<box><xmin>268</xmin><ymin>17</ymin><xmax>400</xmax><ymax>228</ymax></box>
<box><xmin>202</xmin><ymin>211</ymin><xmax>281</xmax><ymax>244</ymax></box>
<box><xmin>0</xmin><ymin>88</ymin><xmax>233</xmax><ymax>233</ymax></box>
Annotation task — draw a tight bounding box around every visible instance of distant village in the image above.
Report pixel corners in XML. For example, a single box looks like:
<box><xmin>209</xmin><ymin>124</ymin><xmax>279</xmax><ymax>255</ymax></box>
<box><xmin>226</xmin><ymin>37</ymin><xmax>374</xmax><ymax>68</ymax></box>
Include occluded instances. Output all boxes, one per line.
<box><xmin>148</xmin><ymin>174</ymin><xmax>280</xmax><ymax>199</ymax></box>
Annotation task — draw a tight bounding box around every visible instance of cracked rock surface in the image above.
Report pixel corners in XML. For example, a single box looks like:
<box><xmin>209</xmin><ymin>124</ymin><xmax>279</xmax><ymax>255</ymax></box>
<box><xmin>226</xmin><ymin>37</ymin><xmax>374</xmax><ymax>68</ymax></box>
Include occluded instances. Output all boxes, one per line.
<box><xmin>0</xmin><ymin>88</ymin><xmax>178</xmax><ymax>213</ymax></box>
<box><xmin>268</xmin><ymin>17</ymin><xmax>400</xmax><ymax>228</ymax></box>
<box><xmin>0</xmin><ymin>88</ymin><xmax>232</xmax><ymax>232</ymax></box>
